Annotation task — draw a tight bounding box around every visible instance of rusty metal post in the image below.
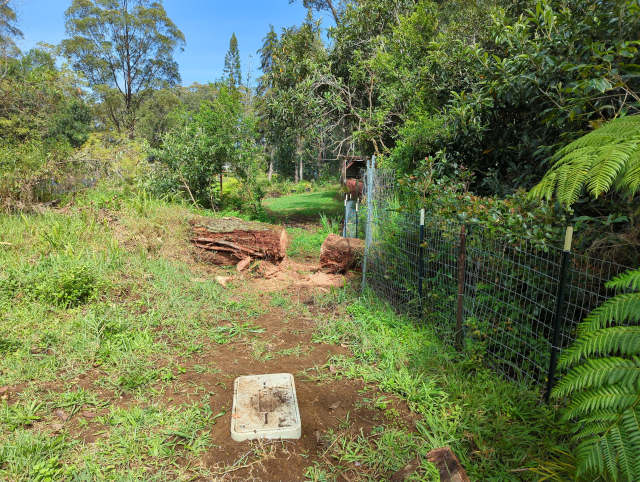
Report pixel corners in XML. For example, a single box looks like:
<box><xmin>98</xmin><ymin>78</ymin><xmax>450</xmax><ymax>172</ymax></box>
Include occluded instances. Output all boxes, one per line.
<box><xmin>456</xmin><ymin>225</ymin><xmax>467</xmax><ymax>349</ymax></box>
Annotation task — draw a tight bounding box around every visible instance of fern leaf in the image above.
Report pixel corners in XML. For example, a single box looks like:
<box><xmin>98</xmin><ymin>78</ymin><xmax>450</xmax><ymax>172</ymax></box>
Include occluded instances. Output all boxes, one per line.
<box><xmin>621</xmin><ymin>406</ymin><xmax>640</xmax><ymax>477</ymax></box>
<box><xmin>606</xmin><ymin>270</ymin><xmax>640</xmax><ymax>291</ymax></box>
<box><xmin>553</xmin><ymin>357</ymin><xmax>640</xmax><ymax>396</ymax></box>
<box><xmin>531</xmin><ymin>115</ymin><xmax>640</xmax><ymax>204</ymax></box>
<box><xmin>558</xmin><ymin>326</ymin><xmax>640</xmax><ymax>367</ymax></box>
<box><xmin>576</xmin><ymin>294</ymin><xmax>640</xmax><ymax>336</ymax></box>
<box><xmin>562</xmin><ymin>386</ymin><xmax>639</xmax><ymax>420</ymax></box>
<box><xmin>586</xmin><ymin>144</ymin><xmax>637</xmax><ymax>198</ymax></box>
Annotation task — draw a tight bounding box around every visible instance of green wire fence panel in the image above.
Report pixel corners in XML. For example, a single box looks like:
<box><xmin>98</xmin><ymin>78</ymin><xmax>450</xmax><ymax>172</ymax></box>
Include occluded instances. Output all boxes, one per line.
<box><xmin>358</xmin><ymin>166</ymin><xmax>638</xmax><ymax>392</ymax></box>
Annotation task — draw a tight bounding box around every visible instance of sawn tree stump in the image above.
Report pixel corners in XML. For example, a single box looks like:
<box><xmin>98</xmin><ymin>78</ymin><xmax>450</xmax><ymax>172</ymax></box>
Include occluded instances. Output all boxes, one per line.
<box><xmin>190</xmin><ymin>217</ymin><xmax>288</xmax><ymax>266</ymax></box>
<box><xmin>320</xmin><ymin>233</ymin><xmax>364</xmax><ymax>273</ymax></box>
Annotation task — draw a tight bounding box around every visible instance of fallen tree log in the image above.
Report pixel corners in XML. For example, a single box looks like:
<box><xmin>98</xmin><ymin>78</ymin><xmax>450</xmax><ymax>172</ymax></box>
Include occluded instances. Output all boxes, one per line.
<box><xmin>320</xmin><ymin>233</ymin><xmax>365</xmax><ymax>273</ymax></box>
<box><xmin>190</xmin><ymin>217</ymin><xmax>288</xmax><ymax>265</ymax></box>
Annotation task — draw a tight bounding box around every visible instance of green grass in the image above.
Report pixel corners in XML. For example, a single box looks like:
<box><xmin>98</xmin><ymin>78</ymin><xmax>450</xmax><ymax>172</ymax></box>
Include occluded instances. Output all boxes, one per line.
<box><xmin>287</xmin><ymin>214</ymin><xmax>342</xmax><ymax>259</ymax></box>
<box><xmin>309</xmin><ymin>287</ymin><xmax>573</xmax><ymax>481</ymax></box>
<box><xmin>0</xmin><ymin>183</ymin><xmax>576</xmax><ymax>481</ymax></box>
<box><xmin>262</xmin><ymin>190</ymin><xmax>343</xmax><ymax>222</ymax></box>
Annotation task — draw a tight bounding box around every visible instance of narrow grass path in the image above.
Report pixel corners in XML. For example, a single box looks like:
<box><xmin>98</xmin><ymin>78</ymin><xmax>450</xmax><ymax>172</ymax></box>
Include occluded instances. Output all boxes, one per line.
<box><xmin>262</xmin><ymin>190</ymin><xmax>344</xmax><ymax>224</ymax></box>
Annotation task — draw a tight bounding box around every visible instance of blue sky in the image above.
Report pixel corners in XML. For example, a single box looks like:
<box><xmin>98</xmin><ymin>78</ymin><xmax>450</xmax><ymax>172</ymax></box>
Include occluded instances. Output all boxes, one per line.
<box><xmin>16</xmin><ymin>0</ymin><xmax>326</xmax><ymax>86</ymax></box>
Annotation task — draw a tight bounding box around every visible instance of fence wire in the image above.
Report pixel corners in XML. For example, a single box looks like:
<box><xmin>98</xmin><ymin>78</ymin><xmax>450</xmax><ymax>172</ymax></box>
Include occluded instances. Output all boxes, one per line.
<box><xmin>355</xmin><ymin>166</ymin><xmax>637</xmax><ymax>391</ymax></box>
<box><xmin>343</xmin><ymin>200</ymin><xmax>361</xmax><ymax>239</ymax></box>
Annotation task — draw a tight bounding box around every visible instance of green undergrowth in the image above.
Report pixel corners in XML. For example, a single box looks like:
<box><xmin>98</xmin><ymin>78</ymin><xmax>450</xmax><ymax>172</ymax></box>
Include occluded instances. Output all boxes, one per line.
<box><xmin>287</xmin><ymin>214</ymin><xmax>342</xmax><ymax>259</ymax></box>
<box><xmin>0</xmin><ymin>184</ymin><xmax>271</xmax><ymax>480</ymax></box>
<box><xmin>310</xmin><ymin>287</ymin><xmax>573</xmax><ymax>481</ymax></box>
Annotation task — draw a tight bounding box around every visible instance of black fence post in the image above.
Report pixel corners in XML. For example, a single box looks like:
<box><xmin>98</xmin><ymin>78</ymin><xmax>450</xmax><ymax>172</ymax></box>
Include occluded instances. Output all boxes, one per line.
<box><xmin>545</xmin><ymin>226</ymin><xmax>574</xmax><ymax>403</ymax></box>
<box><xmin>418</xmin><ymin>209</ymin><xmax>425</xmax><ymax>316</ymax></box>
<box><xmin>456</xmin><ymin>225</ymin><xmax>467</xmax><ymax>349</ymax></box>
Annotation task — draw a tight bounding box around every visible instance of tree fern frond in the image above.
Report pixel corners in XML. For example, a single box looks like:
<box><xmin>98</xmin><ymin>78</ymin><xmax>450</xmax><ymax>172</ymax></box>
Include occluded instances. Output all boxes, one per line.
<box><xmin>612</xmin><ymin>149</ymin><xmax>640</xmax><ymax>198</ymax></box>
<box><xmin>586</xmin><ymin>144</ymin><xmax>637</xmax><ymax>198</ymax></box>
<box><xmin>562</xmin><ymin>387</ymin><xmax>639</xmax><ymax>420</ymax></box>
<box><xmin>576</xmin><ymin>294</ymin><xmax>640</xmax><ymax>336</ymax></box>
<box><xmin>576</xmin><ymin>429</ymin><xmax>639</xmax><ymax>481</ymax></box>
<box><xmin>606</xmin><ymin>270</ymin><xmax>640</xmax><ymax>292</ymax></box>
<box><xmin>604</xmin><ymin>426</ymin><xmax>621</xmax><ymax>480</ymax></box>
<box><xmin>555</xmin><ymin>268</ymin><xmax>640</xmax><ymax>481</ymax></box>
<box><xmin>620</xmin><ymin>407</ymin><xmax>640</xmax><ymax>479</ymax></box>
<box><xmin>531</xmin><ymin>115</ymin><xmax>640</xmax><ymax>204</ymax></box>
<box><xmin>558</xmin><ymin>326</ymin><xmax>640</xmax><ymax>367</ymax></box>
<box><xmin>554</xmin><ymin>357</ymin><xmax>640</xmax><ymax>396</ymax></box>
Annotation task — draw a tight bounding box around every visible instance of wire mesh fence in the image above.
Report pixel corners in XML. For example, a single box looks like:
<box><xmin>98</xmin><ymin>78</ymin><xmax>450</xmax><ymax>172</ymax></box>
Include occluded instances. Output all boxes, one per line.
<box><xmin>353</xmin><ymin>164</ymin><xmax>638</xmax><ymax>394</ymax></box>
<box><xmin>343</xmin><ymin>200</ymin><xmax>361</xmax><ymax>239</ymax></box>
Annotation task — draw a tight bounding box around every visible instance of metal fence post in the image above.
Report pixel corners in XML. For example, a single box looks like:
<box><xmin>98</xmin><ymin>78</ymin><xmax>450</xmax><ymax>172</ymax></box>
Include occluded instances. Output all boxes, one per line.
<box><xmin>362</xmin><ymin>156</ymin><xmax>375</xmax><ymax>288</ymax></box>
<box><xmin>343</xmin><ymin>195</ymin><xmax>348</xmax><ymax>238</ymax></box>
<box><xmin>545</xmin><ymin>226</ymin><xmax>574</xmax><ymax>403</ymax></box>
<box><xmin>418</xmin><ymin>209</ymin><xmax>425</xmax><ymax>316</ymax></box>
<box><xmin>456</xmin><ymin>225</ymin><xmax>467</xmax><ymax>349</ymax></box>
<box><xmin>355</xmin><ymin>202</ymin><xmax>359</xmax><ymax>239</ymax></box>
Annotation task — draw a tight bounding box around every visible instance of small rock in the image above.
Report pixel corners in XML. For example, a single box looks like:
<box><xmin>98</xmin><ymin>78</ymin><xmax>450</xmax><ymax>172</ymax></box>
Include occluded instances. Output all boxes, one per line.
<box><xmin>82</xmin><ymin>411</ymin><xmax>98</xmax><ymax>418</ymax></box>
<box><xmin>51</xmin><ymin>423</ymin><xmax>64</xmax><ymax>431</ymax></box>
<box><xmin>55</xmin><ymin>410</ymin><xmax>69</xmax><ymax>421</ymax></box>
<box><xmin>328</xmin><ymin>401</ymin><xmax>342</xmax><ymax>410</ymax></box>
<box><xmin>215</xmin><ymin>276</ymin><xmax>233</xmax><ymax>288</ymax></box>
<box><xmin>329</xmin><ymin>364</ymin><xmax>337</xmax><ymax>374</ymax></box>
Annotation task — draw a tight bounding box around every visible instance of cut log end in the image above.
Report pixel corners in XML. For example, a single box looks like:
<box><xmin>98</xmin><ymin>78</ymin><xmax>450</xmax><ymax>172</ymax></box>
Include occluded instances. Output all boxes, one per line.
<box><xmin>320</xmin><ymin>234</ymin><xmax>365</xmax><ymax>274</ymax></box>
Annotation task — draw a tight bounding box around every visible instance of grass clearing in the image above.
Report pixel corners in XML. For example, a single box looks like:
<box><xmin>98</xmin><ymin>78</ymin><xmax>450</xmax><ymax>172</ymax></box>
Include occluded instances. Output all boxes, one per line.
<box><xmin>262</xmin><ymin>190</ymin><xmax>343</xmax><ymax>222</ymax></box>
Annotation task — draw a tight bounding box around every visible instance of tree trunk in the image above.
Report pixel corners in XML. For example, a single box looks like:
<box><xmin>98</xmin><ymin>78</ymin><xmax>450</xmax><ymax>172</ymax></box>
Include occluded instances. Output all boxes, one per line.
<box><xmin>320</xmin><ymin>234</ymin><xmax>364</xmax><ymax>273</ymax></box>
<box><xmin>190</xmin><ymin>217</ymin><xmax>288</xmax><ymax>266</ymax></box>
<box><xmin>299</xmin><ymin>157</ymin><xmax>304</xmax><ymax>181</ymax></box>
<box><xmin>268</xmin><ymin>158</ymin><xmax>273</xmax><ymax>182</ymax></box>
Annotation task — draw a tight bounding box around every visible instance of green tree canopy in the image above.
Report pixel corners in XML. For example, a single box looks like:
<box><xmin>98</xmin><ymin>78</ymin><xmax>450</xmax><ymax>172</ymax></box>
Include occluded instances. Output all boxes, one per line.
<box><xmin>223</xmin><ymin>32</ymin><xmax>242</xmax><ymax>89</ymax></box>
<box><xmin>0</xmin><ymin>0</ymin><xmax>23</xmax><ymax>67</ymax></box>
<box><xmin>62</xmin><ymin>0</ymin><xmax>185</xmax><ymax>137</ymax></box>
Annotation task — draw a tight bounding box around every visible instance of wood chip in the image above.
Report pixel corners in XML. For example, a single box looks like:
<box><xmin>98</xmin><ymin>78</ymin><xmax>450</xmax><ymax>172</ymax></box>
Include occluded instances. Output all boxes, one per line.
<box><xmin>390</xmin><ymin>457</ymin><xmax>421</xmax><ymax>482</ymax></box>
<box><xmin>236</xmin><ymin>257</ymin><xmax>252</xmax><ymax>272</ymax></box>
<box><xmin>55</xmin><ymin>410</ymin><xmax>69</xmax><ymax>421</ymax></box>
<box><xmin>232</xmin><ymin>413</ymin><xmax>241</xmax><ymax>419</ymax></box>
<box><xmin>328</xmin><ymin>401</ymin><xmax>342</xmax><ymax>410</ymax></box>
<box><xmin>425</xmin><ymin>447</ymin><xmax>470</xmax><ymax>482</ymax></box>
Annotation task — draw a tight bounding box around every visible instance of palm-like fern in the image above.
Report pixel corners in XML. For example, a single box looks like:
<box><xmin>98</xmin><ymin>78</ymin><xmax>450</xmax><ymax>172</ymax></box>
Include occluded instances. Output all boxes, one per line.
<box><xmin>553</xmin><ymin>269</ymin><xmax>640</xmax><ymax>481</ymax></box>
<box><xmin>531</xmin><ymin>116</ymin><xmax>640</xmax><ymax>205</ymax></box>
